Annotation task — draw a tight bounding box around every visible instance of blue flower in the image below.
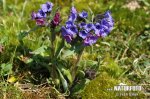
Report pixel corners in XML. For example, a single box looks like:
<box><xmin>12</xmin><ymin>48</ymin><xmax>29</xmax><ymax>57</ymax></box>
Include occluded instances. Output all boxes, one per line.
<box><xmin>70</xmin><ymin>26</ymin><xmax>78</xmax><ymax>34</ymax></box>
<box><xmin>61</xmin><ymin>26</ymin><xmax>78</xmax><ymax>43</ymax></box>
<box><xmin>85</xmin><ymin>23</ymin><xmax>94</xmax><ymax>32</ymax></box>
<box><xmin>61</xmin><ymin>8</ymin><xmax>114</xmax><ymax>46</ymax></box>
<box><xmin>94</xmin><ymin>23</ymin><xmax>101</xmax><ymax>35</ymax></box>
<box><xmin>79</xmin><ymin>11</ymin><xmax>88</xmax><ymax>18</ymax></box>
<box><xmin>41</xmin><ymin>2</ymin><xmax>53</xmax><ymax>13</ymax></box>
<box><xmin>104</xmin><ymin>11</ymin><xmax>112</xmax><ymax>19</ymax></box>
<box><xmin>101</xmin><ymin>18</ymin><xmax>114</xmax><ymax>33</ymax></box>
<box><xmin>61</xmin><ymin>7</ymin><xmax>79</xmax><ymax>43</ymax></box>
<box><xmin>71</xmin><ymin>6</ymin><xmax>77</xmax><ymax>14</ymax></box>
<box><xmin>94</xmin><ymin>23</ymin><xmax>109</xmax><ymax>37</ymax></box>
<box><xmin>84</xmin><ymin>35</ymin><xmax>98</xmax><ymax>46</ymax></box>
<box><xmin>66</xmin><ymin>21</ymin><xmax>74</xmax><ymax>28</ymax></box>
<box><xmin>103</xmin><ymin>11</ymin><xmax>114</xmax><ymax>32</ymax></box>
<box><xmin>68</xmin><ymin>7</ymin><xmax>77</xmax><ymax>22</ymax></box>
<box><xmin>78</xmin><ymin>22</ymin><xmax>86</xmax><ymax>28</ymax></box>
<box><xmin>68</xmin><ymin>13</ymin><xmax>77</xmax><ymax>22</ymax></box>
<box><xmin>61</xmin><ymin>26</ymin><xmax>72</xmax><ymax>43</ymax></box>
<box><xmin>36</xmin><ymin>9</ymin><xmax>47</xmax><ymax>18</ymax></box>
<box><xmin>64</xmin><ymin>35</ymin><xmax>72</xmax><ymax>43</ymax></box>
<box><xmin>31</xmin><ymin>12</ymin><xmax>37</xmax><ymax>20</ymax></box>
<box><xmin>79</xmin><ymin>30</ymin><xmax>88</xmax><ymax>39</ymax></box>
<box><xmin>94</xmin><ymin>11</ymin><xmax>114</xmax><ymax>37</ymax></box>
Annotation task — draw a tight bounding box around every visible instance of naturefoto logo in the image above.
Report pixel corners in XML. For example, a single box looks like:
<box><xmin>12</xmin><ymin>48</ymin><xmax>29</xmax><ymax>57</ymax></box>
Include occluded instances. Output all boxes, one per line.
<box><xmin>107</xmin><ymin>83</ymin><xmax>144</xmax><ymax>97</ymax></box>
<box><xmin>114</xmin><ymin>83</ymin><xmax>142</xmax><ymax>91</ymax></box>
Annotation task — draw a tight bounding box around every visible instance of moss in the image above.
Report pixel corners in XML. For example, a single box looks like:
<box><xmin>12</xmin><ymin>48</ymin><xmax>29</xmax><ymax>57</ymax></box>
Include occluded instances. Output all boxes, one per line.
<box><xmin>82</xmin><ymin>73</ymin><xmax>146</xmax><ymax>99</ymax></box>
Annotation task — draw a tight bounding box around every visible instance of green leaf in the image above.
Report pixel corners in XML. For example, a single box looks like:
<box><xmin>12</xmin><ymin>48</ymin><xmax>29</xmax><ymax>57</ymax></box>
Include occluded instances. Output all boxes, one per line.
<box><xmin>57</xmin><ymin>67</ymin><xmax>68</xmax><ymax>92</ymax></box>
<box><xmin>62</xmin><ymin>49</ymin><xmax>75</xmax><ymax>58</ymax></box>
<box><xmin>0</xmin><ymin>36</ymin><xmax>8</xmax><ymax>44</ymax></box>
<box><xmin>71</xmin><ymin>79</ymin><xmax>90</xmax><ymax>94</ymax></box>
<box><xmin>101</xmin><ymin>42</ymin><xmax>111</xmax><ymax>47</ymax></box>
<box><xmin>62</xmin><ymin>68</ymin><xmax>72</xmax><ymax>84</ymax></box>
<box><xmin>17</xmin><ymin>31</ymin><xmax>28</xmax><ymax>41</ymax></box>
<box><xmin>0</xmin><ymin>63</ymin><xmax>12</xmax><ymax>76</ymax></box>
<box><xmin>30</xmin><ymin>45</ymin><xmax>47</xmax><ymax>55</ymax></box>
<box><xmin>77</xmin><ymin>70</ymin><xmax>85</xmax><ymax>79</ymax></box>
<box><xmin>17</xmin><ymin>26</ymin><xmax>39</xmax><ymax>41</ymax></box>
<box><xmin>80</xmin><ymin>60</ymin><xmax>98</xmax><ymax>67</ymax></box>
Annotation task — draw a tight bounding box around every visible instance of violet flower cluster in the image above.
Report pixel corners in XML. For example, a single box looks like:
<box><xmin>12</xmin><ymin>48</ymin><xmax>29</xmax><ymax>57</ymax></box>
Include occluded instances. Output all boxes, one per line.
<box><xmin>31</xmin><ymin>2</ymin><xmax>60</xmax><ymax>27</ymax></box>
<box><xmin>61</xmin><ymin>7</ymin><xmax>114</xmax><ymax>46</ymax></box>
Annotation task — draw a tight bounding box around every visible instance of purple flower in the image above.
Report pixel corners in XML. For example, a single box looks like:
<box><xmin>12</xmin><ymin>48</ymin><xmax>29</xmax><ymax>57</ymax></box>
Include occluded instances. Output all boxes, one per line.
<box><xmin>79</xmin><ymin>11</ymin><xmax>88</xmax><ymax>18</ymax></box>
<box><xmin>36</xmin><ymin>9</ymin><xmax>47</xmax><ymax>18</ymax></box>
<box><xmin>68</xmin><ymin>13</ymin><xmax>77</xmax><ymax>22</ymax></box>
<box><xmin>104</xmin><ymin>11</ymin><xmax>112</xmax><ymax>19</ymax></box>
<box><xmin>70</xmin><ymin>26</ymin><xmax>78</xmax><ymax>34</ymax></box>
<box><xmin>35</xmin><ymin>18</ymin><xmax>46</xmax><ymax>26</ymax></box>
<box><xmin>31</xmin><ymin>12</ymin><xmax>37</xmax><ymax>20</ymax></box>
<box><xmin>79</xmin><ymin>30</ymin><xmax>88</xmax><ymax>39</ymax></box>
<box><xmin>78</xmin><ymin>22</ymin><xmax>86</xmax><ymax>28</ymax></box>
<box><xmin>84</xmin><ymin>35</ymin><xmax>98</xmax><ymax>46</ymax></box>
<box><xmin>66</xmin><ymin>21</ymin><xmax>74</xmax><ymax>28</ymax></box>
<box><xmin>71</xmin><ymin>6</ymin><xmax>77</xmax><ymax>14</ymax></box>
<box><xmin>41</xmin><ymin>2</ymin><xmax>53</xmax><ymax>13</ymax></box>
<box><xmin>61</xmin><ymin>8</ymin><xmax>114</xmax><ymax>46</ymax></box>
<box><xmin>61</xmin><ymin>25</ymin><xmax>78</xmax><ymax>43</ymax></box>
<box><xmin>64</xmin><ymin>35</ymin><xmax>72</xmax><ymax>43</ymax></box>
<box><xmin>94</xmin><ymin>23</ymin><xmax>101</xmax><ymax>35</ymax></box>
<box><xmin>94</xmin><ymin>11</ymin><xmax>114</xmax><ymax>37</ymax></box>
<box><xmin>51</xmin><ymin>12</ymin><xmax>61</xmax><ymax>27</ymax></box>
<box><xmin>94</xmin><ymin>23</ymin><xmax>109</xmax><ymax>37</ymax></box>
<box><xmin>101</xmin><ymin>19</ymin><xmax>114</xmax><ymax>33</ymax></box>
<box><xmin>68</xmin><ymin>7</ymin><xmax>77</xmax><ymax>22</ymax></box>
<box><xmin>100</xmin><ymin>33</ymin><xmax>107</xmax><ymax>37</ymax></box>
<box><xmin>85</xmin><ymin>23</ymin><xmax>94</xmax><ymax>32</ymax></box>
<box><xmin>103</xmin><ymin>11</ymin><xmax>114</xmax><ymax>32</ymax></box>
<box><xmin>66</xmin><ymin>26</ymin><xmax>78</xmax><ymax>37</ymax></box>
<box><xmin>61</xmin><ymin>26</ymin><xmax>74</xmax><ymax>43</ymax></box>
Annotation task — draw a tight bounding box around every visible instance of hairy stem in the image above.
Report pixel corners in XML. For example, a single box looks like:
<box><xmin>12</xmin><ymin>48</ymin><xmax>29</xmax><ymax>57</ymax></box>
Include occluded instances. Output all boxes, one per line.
<box><xmin>50</xmin><ymin>28</ymin><xmax>57</xmax><ymax>83</ymax></box>
<box><xmin>72</xmin><ymin>47</ymin><xmax>84</xmax><ymax>81</ymax></box>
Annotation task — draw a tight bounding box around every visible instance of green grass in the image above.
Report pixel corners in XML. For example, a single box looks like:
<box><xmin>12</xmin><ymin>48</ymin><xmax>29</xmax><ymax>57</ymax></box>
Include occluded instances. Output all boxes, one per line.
<box><xmin>0</xmin><ymin>0</ymin><xmax>150</xmax><ymax>98</ymax></box>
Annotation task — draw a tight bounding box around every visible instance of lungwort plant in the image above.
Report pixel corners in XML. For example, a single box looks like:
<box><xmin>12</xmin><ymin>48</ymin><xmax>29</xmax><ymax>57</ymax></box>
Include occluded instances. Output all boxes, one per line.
<box><xmin>18</xmin><ymin>1</ymin><xmax>114</xmax><ymax>95</ymax></box>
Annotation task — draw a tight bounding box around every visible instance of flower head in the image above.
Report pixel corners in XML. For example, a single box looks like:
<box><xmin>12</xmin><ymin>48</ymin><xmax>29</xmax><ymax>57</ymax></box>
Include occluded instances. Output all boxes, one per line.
<box><xmin>31</xmin><ymin>12</ymin><xmax>37</xmax><ymax>20</ymax></box>
<box><xmin>94</xmin><ymin>11</ymin><xmax>114</xmax><ymax>37</ymax></box>
<box><xmin>79</xmin><ymin>11</ymin><xmax>88</xmax><ymax>18</ymax></box>
<box><xmin>36</xmin><ymin>9</ymin><xmax>47</xmax><ymax>18</ymax></box>
<box><xmin>61</xmin><ymin>7</ymin><xmax>114</xmax><ymax>46</ymax></box>
<box><xmin>79</xmin><ymin>30</ymin><xmax>88</xmax><ymax>39</ymax></box>
<box><xmin>68</xmin><ymin>7</ymin><xmax>77</xmax><ymax>22</ymax></box>
<box><xmin>35</xmin><ymin>18</ymin><xmax>46</xmax><ymax>26</ymax></box>
<box><xmin>71</xmin><ymin>6</ymin><xmax>77</xmax><ymax>14</ymax></box>
<box><xmin>78</xmin><ymin>22</ymin><xmax>86</xmax><ymax>28</ymax></box>
<box><xmin>51</xmin><ymin>12</ymin><xmax>61</xmax><ymax>27</ymax></box>
<box><xmin>31</xmin><ymin>2</ymin><xmax>60</xmax><ymax>27</ymax></box>
<box><xmin>85</xmin><ymin>23</ymin><xmax>94</xmax><ymax>32</ymax></box>
<box><xmin>84</xmin><ymin>35</ymin><xmax>98</xmax><ymax>46</ymax></box>
<box><xmin>61</xmin><ymin>26</ymin><xmax>75</xmax><ymax>43</ymax></box>
<box><xmin>66</xmin><ymin>21</ymin><xmax>75</xmax><ymax>28</ymax></box>
<box><xmin>41</xmin><ymin>2</ymin><xmax>53</xmax><ymax>13</ymax></box>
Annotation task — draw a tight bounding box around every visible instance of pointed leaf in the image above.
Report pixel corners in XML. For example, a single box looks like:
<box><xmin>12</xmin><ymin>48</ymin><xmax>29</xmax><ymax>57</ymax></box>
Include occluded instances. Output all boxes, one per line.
<box><xmin>57</xmin><ymin>67</ymin><xmax>68</xmax><ymax>91</ymax></box>
<box><xmin>30</xmin><ymin>45</ymin><xmax>47</xmax><ymax>55</ymax></box>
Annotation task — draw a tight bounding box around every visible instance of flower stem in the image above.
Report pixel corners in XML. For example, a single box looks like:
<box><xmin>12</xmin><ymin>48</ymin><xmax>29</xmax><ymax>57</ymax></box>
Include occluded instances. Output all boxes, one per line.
<box><xmin>50</xmin><ymin>28</ymin><xmax>57</xmax><ymax>82</ymax></box>
<box><xmin>72</xmin><ymin>47</ymin><xmax>84</xmax><ymax>81</ymax></box>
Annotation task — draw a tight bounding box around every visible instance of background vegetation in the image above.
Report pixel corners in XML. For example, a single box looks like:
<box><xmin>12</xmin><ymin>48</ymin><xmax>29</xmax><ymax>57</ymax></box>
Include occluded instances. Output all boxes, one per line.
<box><xmin>0</xmin><ymin>0</ymin><xmax>150</xmax><ymax>98</ymax></box>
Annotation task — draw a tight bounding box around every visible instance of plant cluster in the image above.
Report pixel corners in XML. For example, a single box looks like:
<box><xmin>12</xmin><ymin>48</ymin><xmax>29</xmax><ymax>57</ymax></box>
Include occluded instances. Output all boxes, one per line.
<box><xmin>19</xmin><ymin>1</ymin><xmax>114</xmax><ymax>94</ymax></box>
